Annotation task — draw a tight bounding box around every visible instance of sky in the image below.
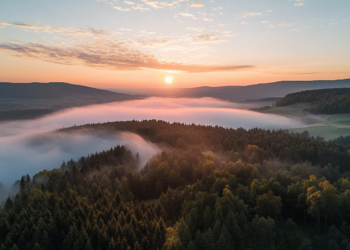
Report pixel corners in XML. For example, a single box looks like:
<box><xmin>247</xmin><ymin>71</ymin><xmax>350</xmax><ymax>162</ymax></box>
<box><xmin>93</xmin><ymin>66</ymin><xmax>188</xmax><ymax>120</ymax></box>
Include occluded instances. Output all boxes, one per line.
<box><xmin>0</xmin><ymin>0</ymin><xmax>349</xmax><ymax>89</ymax></box>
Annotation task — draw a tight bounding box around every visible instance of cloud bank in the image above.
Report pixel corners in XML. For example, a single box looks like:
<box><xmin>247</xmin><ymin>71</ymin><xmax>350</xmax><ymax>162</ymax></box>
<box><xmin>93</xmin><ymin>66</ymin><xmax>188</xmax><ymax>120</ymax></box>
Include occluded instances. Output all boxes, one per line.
<box><xmin>0</xmin><ymin>42</ymin><xmax>253</xmax><ymax>73</ymax></box>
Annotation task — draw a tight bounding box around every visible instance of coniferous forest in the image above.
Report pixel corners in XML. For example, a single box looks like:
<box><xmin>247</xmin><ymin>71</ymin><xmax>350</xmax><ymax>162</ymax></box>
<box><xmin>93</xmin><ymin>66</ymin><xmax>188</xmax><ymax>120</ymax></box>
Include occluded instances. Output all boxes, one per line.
<box><xmin>276</xmin><ymin>88</ymin><xmax>350</xmax><ymax>114</ymax></box>
<box><xmin>2</xmin><ymin>120</ymin><xmax>350</xmax><ymax>250</ymax></box>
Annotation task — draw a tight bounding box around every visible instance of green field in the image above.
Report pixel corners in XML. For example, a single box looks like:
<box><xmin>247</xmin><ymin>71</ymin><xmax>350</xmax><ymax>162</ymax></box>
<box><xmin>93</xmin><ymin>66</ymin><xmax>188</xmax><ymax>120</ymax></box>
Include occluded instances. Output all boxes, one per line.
<box><xmin>261</xmin><ymin>103</ymin><xmax>350</xmax><ymax>140</ymax></box>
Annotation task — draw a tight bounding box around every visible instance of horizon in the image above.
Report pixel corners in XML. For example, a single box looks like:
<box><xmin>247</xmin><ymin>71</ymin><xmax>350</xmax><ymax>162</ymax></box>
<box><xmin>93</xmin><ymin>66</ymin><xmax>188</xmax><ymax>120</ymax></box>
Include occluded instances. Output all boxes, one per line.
<box><xmin>1</xmin><ymin>0</ymin><xmax>349</xmax><ymax>88</ymax></box>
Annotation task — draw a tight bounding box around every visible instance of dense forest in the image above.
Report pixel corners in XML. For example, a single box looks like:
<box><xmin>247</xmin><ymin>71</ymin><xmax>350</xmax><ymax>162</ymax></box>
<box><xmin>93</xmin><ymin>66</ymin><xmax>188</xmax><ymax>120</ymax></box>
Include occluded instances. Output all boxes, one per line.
<box><xmin>1</xmin><ymin>120</ymin><xmax>350</xmax><ymax>250</ymax></box>
<box><xmin>276</xmin><ymin>88</ymin><xmax>350</xmax><ymax>114</ymax></box>
<box><xmin>332</xmin><ymin>135</ymin><xmax>350</xmax><ymax>147</ymax></box>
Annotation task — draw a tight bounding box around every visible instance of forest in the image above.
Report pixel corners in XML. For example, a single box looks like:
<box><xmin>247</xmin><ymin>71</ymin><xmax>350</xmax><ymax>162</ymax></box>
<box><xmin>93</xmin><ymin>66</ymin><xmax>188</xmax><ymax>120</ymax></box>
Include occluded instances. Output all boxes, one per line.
<box><xmin>1</xmin><ymin>120</ymin><xmax>350</xmax><ymax>250</ymax></box>
<box><xmin>276</xmin><ymin>88</ymin><xmax>350</xmax><ymax>114</ymax></box>
<box><xmin>332</xmin><ymin>136</ymin><xmax>350</xmax><ymax>147</ymax></box>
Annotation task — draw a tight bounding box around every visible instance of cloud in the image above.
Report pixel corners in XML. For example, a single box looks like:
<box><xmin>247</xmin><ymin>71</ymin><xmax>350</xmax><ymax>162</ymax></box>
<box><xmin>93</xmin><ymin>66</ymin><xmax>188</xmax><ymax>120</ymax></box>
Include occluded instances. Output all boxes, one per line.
<box><xmin>187</xmin><ymin>27</ymin><xmax>205</xmax><ymax>32</ymax></box>
<box><xmin>243</xmin><ymin>12</ymin><xmax>262</xmax><ymax>17</ymax></box>
<box><xmin>268</xmin><ymin>22</ymin><xmax>295</xmax><ymax>28</ymax></box>
<box><xmin>219</xmin><ymin>23</ymin><xmax>226</xmax><ymax>27</ymax></box>
<box><xmin>0</xmin><ymin>42</ymin><xmax>254</xmax><ymax>73</ymax></box>
<box><xmin>132</xmin><ymin>4</ymin><xmax>150</xmax><ymax>11</ymax></box>
<box><xmin>294</xmin><ymin>0</ymin><xmax>305</xmax><ymax>6</ymax></box>
<box><xmin>188</xmin><ymin>1</ymin><xmax>204</xmax><ymax>8</ymax></box>
<box><xmin>134</xmin><ymin>37</ymin><xmax>172</xmax><ymax>47</ymax></box>
<box><xmin>124</xmin><ymin>1</ymin><xmax>135</xmax><ymax>5</ymax></box>
<box><xmin>179</xmin><ymin>12</ymin><xmax>196</xmax><ymax>19</ymax></box>
<box><xmin>203</xmin><ymin>17</ymin><xmax>213</xmax><ymax>22</ymax></box>
<box><xmin>0</xmin><ymin>21</ymin><xmax>55</xmax><ymax>33</ymax></box>
<box><xmin>0</xmin><ymin>21</ymin><xmax>110</xmax><ymax>37</ymax></box>
<box><xmin>113</xmin><ymin>6</ymin><xmax>131</xmax><ymax>11</ymax></box>
<box><xmin>190</xmin><ymin>33</ymin><xmax>222</xmax><ymax>43</ymax></box>
<box><xmin>140</xmin><ymin>0</ymin><xmax>185</xmax><ymax>9</ymax></box>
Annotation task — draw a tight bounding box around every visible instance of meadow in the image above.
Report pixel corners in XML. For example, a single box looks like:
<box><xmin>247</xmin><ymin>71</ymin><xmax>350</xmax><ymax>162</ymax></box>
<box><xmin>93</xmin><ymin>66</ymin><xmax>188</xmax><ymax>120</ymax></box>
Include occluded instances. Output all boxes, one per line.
<box><xmin>262</xmin><ymin>103</ymin><xmax>350</xmax><ymax>140</ymax></box>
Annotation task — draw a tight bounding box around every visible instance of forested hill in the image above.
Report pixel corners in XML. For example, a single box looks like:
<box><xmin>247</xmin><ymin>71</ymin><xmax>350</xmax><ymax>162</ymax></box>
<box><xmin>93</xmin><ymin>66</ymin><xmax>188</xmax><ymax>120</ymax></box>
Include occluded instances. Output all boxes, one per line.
<box><xmin>276</xmin><ymin>88</ymin><xmax>350</xmax><ymax>114</ymax></box>
<box><xmin>0</xmin><ymin>82</ymin><xmax>138</xmax><ymax>99</ymax></box>
<box><xmin>0</xmin><ymin>82</ymin><xmax>145</xmax><ymax>121</ymax></box>
<box><xmin>135</xmin><ymin>78</ymin><xmax>350</xmax><ymax>101</ymax></box>
<box><xmin>2</xmin><ymin>120</ymin><xmax>350</xmax><ymax>250</ymax></box>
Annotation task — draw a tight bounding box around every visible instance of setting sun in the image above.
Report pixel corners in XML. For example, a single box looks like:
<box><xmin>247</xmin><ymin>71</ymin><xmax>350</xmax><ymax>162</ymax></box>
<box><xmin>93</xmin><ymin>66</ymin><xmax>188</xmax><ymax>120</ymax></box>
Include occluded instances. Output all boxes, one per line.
<box><xmin>165</xmin><ymin>76</ymin><xmax>173</xmax><ymax>84</ymax></box>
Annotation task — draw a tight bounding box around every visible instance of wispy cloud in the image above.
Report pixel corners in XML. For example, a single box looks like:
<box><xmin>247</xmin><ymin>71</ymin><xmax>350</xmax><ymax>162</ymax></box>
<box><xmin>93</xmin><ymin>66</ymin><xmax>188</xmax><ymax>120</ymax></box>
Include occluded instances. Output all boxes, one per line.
<box><xmin>140</xmin><ymin>0</ymin><xmax>186</xmax><ymax>9</ymax></box>
<box><xmin>268</xmin><ymin>22</ymin><xmax>295</xmax><ymax>28</ymax></box>
<box><xmin>189</xmin><ymin>33</ymin><xmax>222</xmax><ymax>43</ymax></box>
<box><xmin>134</xmin><ymin>36</ymin><xmax>172</xmax><ymax>47</ymax></box>
<box><xmin>113</xmin><ymin>6</ymin><xmax>131</xmax><ymax>11</ymax></box>
<box><xmin>179</xmin><ymin>12</ymin><xmax>197</xmax><ymax>19</ymax></box>
<box><xmin>0</xmin><ymin>42</ymin><xmax>254</xmax><ymax>73</ymax></box>
<box><xmin>124</xmin><ymin>1</ymin><xmax>135</xmax><ymax>5</ymax></box>
<box><xmin>243</xmin><ymin>12</ymin><xmax>262</xmax><ymax>17</ymax></box>
<box><xmin>187</xmin><ymin>27</ymin><xmax>205</xmax><ymax>32</ymax></box>
<box><xmin>132</xmin><ymin>4</ymin><xmax>150</xmax><ymax>11</ymax></box>
<box><xmin>188</xmin><ymin>1</ymin><xmax>204</xmax><ymax>8</ymax></box>
<box><xmin>294</xmin><ymin>0</ymin><xmax>305</xmax><ymax>6</ymax></box>
<box><xmin>203</xmin><ymin>17</ymin><xmax>213</xmax><ymax>22</ymax></box>
<box><xmin>0</xmin><ymin>21</ymin><xmax>110</xmax><ymax>36</ymax></box>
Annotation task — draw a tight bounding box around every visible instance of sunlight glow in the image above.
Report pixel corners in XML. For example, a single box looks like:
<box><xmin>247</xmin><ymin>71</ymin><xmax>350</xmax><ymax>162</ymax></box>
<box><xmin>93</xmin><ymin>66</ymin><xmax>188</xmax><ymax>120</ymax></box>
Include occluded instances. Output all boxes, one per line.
<box><xmin>165</xmin><ymin>76</ymin><xmax>173</xmax><ymax>84</ymax></box>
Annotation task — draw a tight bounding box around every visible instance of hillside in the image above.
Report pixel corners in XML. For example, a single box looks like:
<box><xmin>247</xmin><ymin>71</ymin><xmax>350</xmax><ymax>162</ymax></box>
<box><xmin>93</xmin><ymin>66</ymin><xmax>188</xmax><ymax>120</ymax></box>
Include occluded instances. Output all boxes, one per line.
<box><xmin>114</xmin><ymin>79</ymin><xmax>350</xmax><ymax>102</ymax></box>
<box><xmin>276</xmin><ymin>88</ymin><xmax>350</xmax><ymax>114</ymax></box>
<box><xmin>0</xmin><ymin>82</ymin><xmax>144</xmax><ymax>121</ymax></box>
<box><xmin>0</xmin><ymin>82</ymin><xmax>136</xmax><ymax>99</ymax></box>
<box><xmin>2</xmin><ymin>120</ymin><xmax>350</xmax><ymax>250</ymax></box>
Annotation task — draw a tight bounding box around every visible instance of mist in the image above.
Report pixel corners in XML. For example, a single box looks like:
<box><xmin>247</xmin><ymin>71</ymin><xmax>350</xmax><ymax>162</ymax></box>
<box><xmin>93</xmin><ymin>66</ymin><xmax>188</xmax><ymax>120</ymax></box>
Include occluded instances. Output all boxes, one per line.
<box><xmin>0</xmin><ymin>97</ymin><xmax>303</xmax><ymax>193</ymax></box>
<box><xmin>0</xmin><ymin>130</ymin><xmax>160</xmax><ymax>193</ymax></box>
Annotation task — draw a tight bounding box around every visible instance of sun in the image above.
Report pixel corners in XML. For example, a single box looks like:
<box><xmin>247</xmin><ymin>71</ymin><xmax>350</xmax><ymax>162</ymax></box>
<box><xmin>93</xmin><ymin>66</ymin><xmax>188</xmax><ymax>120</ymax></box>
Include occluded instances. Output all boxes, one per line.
<box><xmin>165</xmin><ymin>76</ymin><xmax>173</xmax><ymax>84</ymax></box>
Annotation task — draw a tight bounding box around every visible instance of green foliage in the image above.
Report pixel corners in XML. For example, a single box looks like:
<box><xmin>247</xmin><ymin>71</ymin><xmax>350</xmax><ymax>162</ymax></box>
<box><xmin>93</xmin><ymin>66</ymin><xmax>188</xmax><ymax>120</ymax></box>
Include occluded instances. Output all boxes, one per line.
<box><xmin>2</xmin><ymin>120</ymin><xmax>350</xmax><ymax>250</ymax></box>
<box><xmin>276</xmin><ymin>88</ymin><xmax>350</xmax><ymax>114</ymax></box>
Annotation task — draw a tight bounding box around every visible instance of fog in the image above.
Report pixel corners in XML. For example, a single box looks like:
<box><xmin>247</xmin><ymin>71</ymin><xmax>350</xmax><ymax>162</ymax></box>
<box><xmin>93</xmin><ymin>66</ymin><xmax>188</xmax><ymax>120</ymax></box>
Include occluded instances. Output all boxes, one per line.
<box><xmin>0</xmin><ymin>97</ymin><xmax>303</xmax><ymax>192</ymax></box>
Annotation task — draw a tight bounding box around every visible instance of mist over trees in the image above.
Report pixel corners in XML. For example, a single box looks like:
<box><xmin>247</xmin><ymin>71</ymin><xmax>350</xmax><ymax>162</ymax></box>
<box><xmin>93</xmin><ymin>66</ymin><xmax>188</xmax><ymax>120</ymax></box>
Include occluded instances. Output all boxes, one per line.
<box><xmin>1</xmin><ymin>120</ymin><xmax>350</xmax><ymax>250</ymax></box>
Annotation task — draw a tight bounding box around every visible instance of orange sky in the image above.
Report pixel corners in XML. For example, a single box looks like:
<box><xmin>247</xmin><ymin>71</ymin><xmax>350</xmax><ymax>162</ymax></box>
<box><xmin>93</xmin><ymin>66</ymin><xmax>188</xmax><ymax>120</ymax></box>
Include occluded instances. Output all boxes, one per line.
<box><xmin>1</xmin><ymin>53</ymin><xmax>349</xmax><ymax>89</ymax></box>
<box><xmin>0</xmin><ymin>0</ymin><xmax>349</xmax><ymax>89</ymax></box>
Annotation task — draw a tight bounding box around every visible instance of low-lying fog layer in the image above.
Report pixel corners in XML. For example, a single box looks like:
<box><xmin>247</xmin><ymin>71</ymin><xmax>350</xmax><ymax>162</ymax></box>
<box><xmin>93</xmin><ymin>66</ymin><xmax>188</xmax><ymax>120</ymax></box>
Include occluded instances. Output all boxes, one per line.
<box><xmin>0</xmin><ymin>97</ymin><xmax>303</xmax><ymax>191</ymax></box>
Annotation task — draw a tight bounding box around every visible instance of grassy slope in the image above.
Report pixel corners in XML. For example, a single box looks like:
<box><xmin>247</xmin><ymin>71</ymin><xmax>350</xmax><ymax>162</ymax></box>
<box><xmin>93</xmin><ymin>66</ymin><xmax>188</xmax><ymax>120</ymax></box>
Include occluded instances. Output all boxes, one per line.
<box><xmin>261</xmin><ymin>103</ymin><xmax>350</xmax><ymax>140</ymax></box>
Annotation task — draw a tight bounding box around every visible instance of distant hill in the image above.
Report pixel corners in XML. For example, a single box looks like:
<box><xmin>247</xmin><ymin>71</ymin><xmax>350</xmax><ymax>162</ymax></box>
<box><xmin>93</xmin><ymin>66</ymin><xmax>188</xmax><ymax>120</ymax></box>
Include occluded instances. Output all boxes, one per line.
<box><xmin>0</xmin><ymin>82</ymin><xmax>138</xmax><ymax>99</ymax></box>
<box><xmin>276</xmin><ymin>88</ymin><xmax>350</xmax><ymax>114</ymax></box>
<box><xmin>0</xmin><ymin>82</ymin><xmax>144</xmax><ymax>121</ymax></box>
<box><xmin>122</xmin><ymin>79</ymin><xmax>350</xmax><ymax>102</ymax></box>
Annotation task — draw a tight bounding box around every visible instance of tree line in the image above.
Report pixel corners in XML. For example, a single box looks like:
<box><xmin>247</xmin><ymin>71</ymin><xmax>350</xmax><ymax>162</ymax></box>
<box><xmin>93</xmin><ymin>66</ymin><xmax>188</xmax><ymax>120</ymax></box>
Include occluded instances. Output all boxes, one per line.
<box><xmin>276</xmin><ymin>88</ymin><xmax>350</xmax><ymax>114</ymax></box>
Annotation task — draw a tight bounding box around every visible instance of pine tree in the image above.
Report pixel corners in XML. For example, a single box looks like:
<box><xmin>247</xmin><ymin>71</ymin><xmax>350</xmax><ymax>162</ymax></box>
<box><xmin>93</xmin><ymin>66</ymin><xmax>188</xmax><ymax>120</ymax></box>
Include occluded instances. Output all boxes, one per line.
<box><xmin>11</xmin><ymin>244</ymin><xmax>19</xmax><ymax>250</ymax></box>
<box><xmin>297</xmin><ymin>239</ymin><xmax>313</xmax><ymax>250</ymax></box>
<box><xmin>224</xmin><ymin>211</ymin><xmax>243</xmax><ymax>249</ymax></box>
<box><xmin>33</xmin><ymin>243</ymin><xmax>41</xmax><ymax>250</ymax></box>
<box><xmin>107</xmin><ymin>237</ymin><xmax>116</xmax><ymax>250</ymax></box>
<box><xmin>133</xmin><ymin>240</ymin><xmax>142</xmax><ymax>250</ymax></box>
<box><xmin>4</xmin><ymin>197</ymin><xmax>13</xmax><ymax>212</ymax></box>
<box><xmin>20</xmin><ymin>177</ymin><xmax>26</xmax><ymax>193</ymax></box>
<box><xmin>202</xmin><ymin>206</ymin><xmax>212</xmax><ymax>229</ymax></box>
<box><xmin>187</xmin><ymin>241</ymin><xmax>197</xmax><ymax>250</ymax></box>
<box><xmin>25</xmin><ymin>174</ymin><xmax>32</xmax><ymax>192</ymax></box>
